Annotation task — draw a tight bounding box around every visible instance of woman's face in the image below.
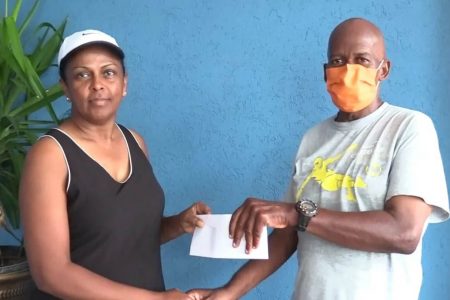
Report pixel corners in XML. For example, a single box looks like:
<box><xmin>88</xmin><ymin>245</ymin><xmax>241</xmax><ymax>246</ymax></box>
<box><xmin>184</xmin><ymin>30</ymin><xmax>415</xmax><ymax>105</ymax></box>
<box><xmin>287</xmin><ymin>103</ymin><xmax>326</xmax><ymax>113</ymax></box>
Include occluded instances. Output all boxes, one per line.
<box><xmin>61</xmin><ymin>45</ymin><xmax>127</xmax><ymax>125</ymax></box>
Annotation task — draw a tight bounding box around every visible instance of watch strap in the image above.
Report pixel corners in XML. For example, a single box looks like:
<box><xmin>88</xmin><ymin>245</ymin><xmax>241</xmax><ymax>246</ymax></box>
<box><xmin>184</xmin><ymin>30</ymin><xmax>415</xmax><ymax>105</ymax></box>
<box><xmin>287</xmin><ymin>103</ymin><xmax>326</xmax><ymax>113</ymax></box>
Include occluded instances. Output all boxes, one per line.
<box><xmin>297</xmin><ymin>214</ymin><xmax>311</xmax><ymax>232</ymax></box>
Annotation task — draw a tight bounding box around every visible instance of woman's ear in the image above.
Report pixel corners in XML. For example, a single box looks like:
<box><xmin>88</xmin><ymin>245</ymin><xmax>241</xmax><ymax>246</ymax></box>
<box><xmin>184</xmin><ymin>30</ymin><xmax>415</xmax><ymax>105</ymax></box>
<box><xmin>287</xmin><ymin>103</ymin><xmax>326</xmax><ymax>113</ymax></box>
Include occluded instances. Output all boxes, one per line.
<box><xmin>123</xmin><ymin>75</ymin><xmax>128</xmax><ymax>97</ymax></box>
<box><xmin>60</xmin><ymin>78</ymin><xmax>70</xmax><ymax>98</ymax></box>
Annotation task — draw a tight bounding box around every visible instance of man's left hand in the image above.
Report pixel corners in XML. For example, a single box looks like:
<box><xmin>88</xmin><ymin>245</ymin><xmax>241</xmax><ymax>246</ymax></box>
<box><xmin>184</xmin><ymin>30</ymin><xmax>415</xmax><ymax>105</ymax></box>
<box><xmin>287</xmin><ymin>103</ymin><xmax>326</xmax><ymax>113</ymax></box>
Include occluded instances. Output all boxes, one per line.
<box><xmin>229</xmin><ymin>198</ymin><xmax>297</xmax><ymax>253</ymax></box>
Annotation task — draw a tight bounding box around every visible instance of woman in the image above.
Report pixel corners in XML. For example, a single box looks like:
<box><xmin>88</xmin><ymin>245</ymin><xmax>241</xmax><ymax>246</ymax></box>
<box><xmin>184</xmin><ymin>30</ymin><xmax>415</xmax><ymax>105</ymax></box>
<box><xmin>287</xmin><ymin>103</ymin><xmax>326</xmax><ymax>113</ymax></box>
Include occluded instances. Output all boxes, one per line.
<box><xmin>19</xmin><ymin>29</ymin><xmax>209</xmax><ymax>299</ymax></box>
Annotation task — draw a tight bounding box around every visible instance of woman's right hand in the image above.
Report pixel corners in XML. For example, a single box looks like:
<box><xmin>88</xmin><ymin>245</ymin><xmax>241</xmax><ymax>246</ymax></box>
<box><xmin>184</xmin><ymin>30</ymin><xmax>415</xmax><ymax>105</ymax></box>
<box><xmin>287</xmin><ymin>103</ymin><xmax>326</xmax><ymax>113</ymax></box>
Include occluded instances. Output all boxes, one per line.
<box><xmin>163</xmin><ymin>288</ymin><xmax>197</xmax><ymax>300</ymax></box>
<box><xmin>187</xmin><ymin>287</ymin><xmax>236</xmax><ymax>300</ymax></box>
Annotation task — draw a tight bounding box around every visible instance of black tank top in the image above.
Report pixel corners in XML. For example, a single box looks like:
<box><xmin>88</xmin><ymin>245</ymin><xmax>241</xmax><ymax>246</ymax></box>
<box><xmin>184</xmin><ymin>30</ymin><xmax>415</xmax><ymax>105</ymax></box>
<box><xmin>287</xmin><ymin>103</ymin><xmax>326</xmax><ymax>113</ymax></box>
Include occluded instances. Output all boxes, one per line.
<box><xmin>31</xmin><ymin>124</ymin><xmax>165</xmax><ymax>299</ymax></box>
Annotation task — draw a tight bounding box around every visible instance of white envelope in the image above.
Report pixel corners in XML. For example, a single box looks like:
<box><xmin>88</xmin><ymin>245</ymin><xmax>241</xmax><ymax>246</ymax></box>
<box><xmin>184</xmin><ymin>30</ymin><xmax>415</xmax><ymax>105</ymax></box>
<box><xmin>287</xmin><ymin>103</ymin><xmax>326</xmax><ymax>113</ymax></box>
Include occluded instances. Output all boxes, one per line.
<box><xmin>189</xmin><ymin>214</ymin><xmax>268</xmax><ymax>259</ymax></box>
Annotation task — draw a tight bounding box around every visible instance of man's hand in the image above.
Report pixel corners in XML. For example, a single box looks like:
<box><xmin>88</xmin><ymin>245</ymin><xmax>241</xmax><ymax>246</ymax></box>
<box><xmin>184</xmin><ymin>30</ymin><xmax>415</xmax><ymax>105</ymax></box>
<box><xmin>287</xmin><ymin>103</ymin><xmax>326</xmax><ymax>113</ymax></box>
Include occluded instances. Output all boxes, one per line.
<box><xmin>178</xmin><ymin>201</ymin><xmax>212</xmax><ymax>233</ymax></box>
<box><xmin>229</xmin><ymin>198</ymin><xmax>297</xmax><ymax>253</ymax></box>
<box><xmin>188</xmin><ymin>287</ymin><xmax>236</xmax><ymax>300</ymax></box>
<box><xmin>187</xmin><ymin>289</ymin><xmax>212</xmax><ymax>300</ymax></box>
<box><xmin>162</xmin><ymin>288</ymin><xmax>197</xmax><ymax>300</ymax></box>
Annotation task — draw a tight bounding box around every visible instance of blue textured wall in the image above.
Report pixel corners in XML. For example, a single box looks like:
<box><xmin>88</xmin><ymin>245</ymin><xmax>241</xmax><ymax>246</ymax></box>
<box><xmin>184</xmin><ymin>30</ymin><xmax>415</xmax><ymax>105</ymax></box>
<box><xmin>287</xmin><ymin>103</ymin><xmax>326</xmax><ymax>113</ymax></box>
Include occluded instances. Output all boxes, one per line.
<box><xmin>10</xmin><ymin>1</ymin><xmax>450</xmax><ymax>299</ymax></box>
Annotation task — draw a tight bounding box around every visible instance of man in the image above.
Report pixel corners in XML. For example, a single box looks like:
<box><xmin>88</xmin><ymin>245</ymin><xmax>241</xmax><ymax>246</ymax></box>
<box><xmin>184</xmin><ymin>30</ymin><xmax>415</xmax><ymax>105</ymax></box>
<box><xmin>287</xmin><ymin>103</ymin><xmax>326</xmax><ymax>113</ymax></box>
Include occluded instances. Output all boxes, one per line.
<box><xmin>189</xmin><ymin>18</ymin><xmax>449</xmax><ymax>300</ymax></box>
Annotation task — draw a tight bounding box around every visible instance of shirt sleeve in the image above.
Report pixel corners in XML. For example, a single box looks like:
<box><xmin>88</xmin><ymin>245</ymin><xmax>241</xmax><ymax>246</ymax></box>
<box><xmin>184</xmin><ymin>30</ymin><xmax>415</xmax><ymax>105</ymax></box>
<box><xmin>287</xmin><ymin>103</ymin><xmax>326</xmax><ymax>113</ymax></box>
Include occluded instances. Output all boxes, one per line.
<box><xmin>386</xmin><ymin>113</ymin><xmax>449</xmax><ymax>223</ymax></box>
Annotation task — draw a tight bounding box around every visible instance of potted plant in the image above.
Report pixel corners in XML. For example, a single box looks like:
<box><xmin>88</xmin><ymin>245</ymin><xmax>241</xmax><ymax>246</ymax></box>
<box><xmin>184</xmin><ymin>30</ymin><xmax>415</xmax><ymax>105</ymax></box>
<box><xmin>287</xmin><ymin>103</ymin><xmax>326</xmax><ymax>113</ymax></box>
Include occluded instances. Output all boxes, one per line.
<box><xmin>0</xmin><ymin>0</ymin><xmax>66</xmax><ymax>297</ymax></box>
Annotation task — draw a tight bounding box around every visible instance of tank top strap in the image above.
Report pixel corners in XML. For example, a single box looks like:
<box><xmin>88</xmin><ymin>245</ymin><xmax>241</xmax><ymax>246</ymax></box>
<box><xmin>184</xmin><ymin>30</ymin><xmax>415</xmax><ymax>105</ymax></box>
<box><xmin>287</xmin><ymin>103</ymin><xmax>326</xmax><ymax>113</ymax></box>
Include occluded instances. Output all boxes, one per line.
<box><xmin>116</xmin><ymin>124</ymin><xmax>143</xmax><ymax>156</ymax></box>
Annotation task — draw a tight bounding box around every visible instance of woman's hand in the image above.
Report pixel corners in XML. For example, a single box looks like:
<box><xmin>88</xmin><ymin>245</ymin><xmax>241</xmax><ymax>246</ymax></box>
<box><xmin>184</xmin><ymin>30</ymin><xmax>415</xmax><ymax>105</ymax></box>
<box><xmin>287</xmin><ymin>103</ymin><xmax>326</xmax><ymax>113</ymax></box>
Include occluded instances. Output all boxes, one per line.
<box><xmin>162</xmin><ymin>288</ymin><xmax>197</xmax><ymax>300</ymax></box>
<box><xmin>178</xmin><ymin>201</ymin><xmax>212</xmax><ymax>233</ymax></box>
<box><xmin>188</xmin><ymin>287</ymin><xmax>236</xmax><ymax>300</ymax></box>
<box><xmin>161</xmin><ymin>201</ymin><xmax>212</xmax><ymax>244</ymax></box>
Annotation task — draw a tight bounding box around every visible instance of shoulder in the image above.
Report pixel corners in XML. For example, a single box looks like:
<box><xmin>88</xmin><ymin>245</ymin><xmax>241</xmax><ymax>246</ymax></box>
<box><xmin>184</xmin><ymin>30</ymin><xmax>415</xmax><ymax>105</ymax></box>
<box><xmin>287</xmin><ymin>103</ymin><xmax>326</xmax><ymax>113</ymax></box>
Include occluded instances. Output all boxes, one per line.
<box><xmin>21</xmin><ymin>135</ymin><xmax>68</xmax><ymax>191</ymax></box>
<box><xmin>384</xmin><ymin>104</ymin><xmax>435</xmax><ymax>133</ymax></box>
<box><xmin>25</xmin><ymin>135</ymin><xmax>67</xmax><ymax>171</ymax></box>
<box><xmin>302</xmin><ymin>117</ymin><xmax>335</xmax><ymax>140</ymax></box>
<box><xmin>385</xmin><ymin>103</ymin><xmax>432</xmax><ymax>122</ymax></box>
<box><xmin>122</xmin><ymin>127</ymin><xmax>150</xmax><ymax>158</ymax></box>
<box><xmin>28</xmin><ymin>134</ymin><xmax>66</xmax><ymax>162</ymax></box>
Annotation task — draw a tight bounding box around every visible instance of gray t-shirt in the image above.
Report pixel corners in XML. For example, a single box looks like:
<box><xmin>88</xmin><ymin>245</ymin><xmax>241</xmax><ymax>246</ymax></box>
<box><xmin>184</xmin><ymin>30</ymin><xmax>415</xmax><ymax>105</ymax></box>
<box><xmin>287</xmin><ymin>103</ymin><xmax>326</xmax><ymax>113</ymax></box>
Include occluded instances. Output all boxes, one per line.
<box><xmin>286</xmin><ymin>103</ymin><xmax>449</xmax><ymax>300</ymax></box>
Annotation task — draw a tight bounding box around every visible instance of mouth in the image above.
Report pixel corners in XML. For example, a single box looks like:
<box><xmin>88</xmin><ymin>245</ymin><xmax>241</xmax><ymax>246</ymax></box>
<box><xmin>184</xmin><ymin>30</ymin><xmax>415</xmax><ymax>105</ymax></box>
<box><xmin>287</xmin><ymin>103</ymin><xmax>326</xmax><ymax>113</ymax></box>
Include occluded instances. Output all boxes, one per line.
<box><xmin>89</xmin><ymin>98</ymin><xmax>110</xmax><ymax>106</ymax></box>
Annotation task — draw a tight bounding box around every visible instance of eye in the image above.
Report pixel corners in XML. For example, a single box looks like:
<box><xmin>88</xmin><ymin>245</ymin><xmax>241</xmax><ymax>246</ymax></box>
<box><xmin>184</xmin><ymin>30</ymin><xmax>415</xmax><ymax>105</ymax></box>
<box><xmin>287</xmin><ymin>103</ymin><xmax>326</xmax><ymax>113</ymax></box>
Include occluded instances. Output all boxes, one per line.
<box><xmin>104</xmin><ymin>69</ymin><xmax>117</xmax><ymax>78</ymax></box>
<box><xmin>77</xmin><ymin>71</ymin><xmax>91</xmax><ymax>79</ymax></box>
<box><xmin>328</xmin><ymin>57</ymin><xmax>345</xmax><ymax>66</ymax></box>
<box><xmin>356</xmin><ymin>57</ymin><xmax>371</xmax><ymax>65</ymax></box>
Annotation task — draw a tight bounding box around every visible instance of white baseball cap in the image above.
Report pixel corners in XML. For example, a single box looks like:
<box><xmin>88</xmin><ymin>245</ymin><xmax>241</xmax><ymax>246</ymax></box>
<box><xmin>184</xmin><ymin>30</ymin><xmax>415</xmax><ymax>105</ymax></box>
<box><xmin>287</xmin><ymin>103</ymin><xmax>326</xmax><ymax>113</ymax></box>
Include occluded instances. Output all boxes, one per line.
<box><xmin>58</xmin><ymin>29</ymin><xmax>124</xmax><ymax>66</ymax></box>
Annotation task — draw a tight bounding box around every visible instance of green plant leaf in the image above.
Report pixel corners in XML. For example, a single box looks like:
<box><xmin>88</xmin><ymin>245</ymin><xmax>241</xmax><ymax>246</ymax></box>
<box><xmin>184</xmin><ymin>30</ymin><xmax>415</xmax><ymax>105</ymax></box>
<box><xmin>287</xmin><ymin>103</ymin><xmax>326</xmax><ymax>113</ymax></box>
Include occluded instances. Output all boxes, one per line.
<box><xmin>3</xmin><ymin>16</ymin><xmax>45</xmax><ymax>98</ymax></box>
<box><xmin>11</xmin><ymin>0</ymin><xmax>23</xmax><ymax>22</ymax></box>
<box><xmin>0</xmin><ymin>181</ymin><xmax>19</xmax><ymax>228</ymax></box>
<box><xmin>18</xmin><ymin>0</ymin><xmax>39</xmax><ymax>36</ymax></box>
<box><xmin>11</xmin><ymin>83</ymin><xmax>63</xmax><ymax>119</ymax></box>
<box><xmin>31</xmin><ymin>20</ymin><xmax>66</xmax><ymax>74</ymax></box>
<box><xmin>0</xmin><ymin>0</ymin><xmax>65</xmax><ymax>231</ymax></box>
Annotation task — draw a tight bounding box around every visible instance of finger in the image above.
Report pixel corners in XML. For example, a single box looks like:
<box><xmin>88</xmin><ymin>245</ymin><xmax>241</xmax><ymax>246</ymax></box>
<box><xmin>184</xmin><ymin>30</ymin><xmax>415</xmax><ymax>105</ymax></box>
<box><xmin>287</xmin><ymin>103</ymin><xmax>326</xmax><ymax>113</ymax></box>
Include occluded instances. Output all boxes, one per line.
<box><xmin>232</xmin><ymin>218</ymin><xmax>245</xmax><ymax>248</ymax></box>
<box><xmin>187</xmin><ymin>292</ymin><xmax>199</xmax><ymax>300</ymax></box>
<box><xmin>195</xmin><ymin>201</ymin><xmax>212</xmax><ymax>214</ymax></box>
<box><xmin>194</xmin><ymin>217</ymin><xmax>205</xmax><ymax>228</ymax></box>
<box><xmin>244</xmin><ymin>214</ymin><xmax>255</xmax><ymax>254</ymax></box>
<box><xmin>244</xmin><ymin>202</ymin><xmax>261</xmax><ymax>253</ymax></box>
<box><xmin>187</xmin><ymin>294</ymin><xmax>196</xmax><ymax>300</ymax></box>
<box><xmin>182</xmin><ymin>217</ymin><xmax>204</xmax><ymax>233</ymax></box>
<box><xmin>252</xmin><ymin>212</ymin><xmax>266</xmax><ymax>249</ymax></box>
<box><xmin>186</xmin><ymin>289</ymin><xmax>196</xmax><ymax>298</ymax></box>
<box><xmin>233</xmin><ymin>201</ymin><xmax>254</xmax><ymax>248</ymax></box>
<box><xmin>229</xmin><ymin>204</ymin><xmax>244</xmax><ymax>238</ymax></box>
<box><xmin>187</xmin><ymin>289</ymin><xmax>211</xmax><ymax>300</ymax></box>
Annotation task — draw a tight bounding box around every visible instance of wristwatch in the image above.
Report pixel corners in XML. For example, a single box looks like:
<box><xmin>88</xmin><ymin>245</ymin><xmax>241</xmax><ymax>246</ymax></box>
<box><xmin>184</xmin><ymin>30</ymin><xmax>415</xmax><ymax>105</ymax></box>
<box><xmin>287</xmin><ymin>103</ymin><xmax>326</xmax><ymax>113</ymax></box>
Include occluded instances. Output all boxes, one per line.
<box><xmin>295</xmin><ymin>199</ymin><xmax>318</xmax><ymax>232</ymax></box>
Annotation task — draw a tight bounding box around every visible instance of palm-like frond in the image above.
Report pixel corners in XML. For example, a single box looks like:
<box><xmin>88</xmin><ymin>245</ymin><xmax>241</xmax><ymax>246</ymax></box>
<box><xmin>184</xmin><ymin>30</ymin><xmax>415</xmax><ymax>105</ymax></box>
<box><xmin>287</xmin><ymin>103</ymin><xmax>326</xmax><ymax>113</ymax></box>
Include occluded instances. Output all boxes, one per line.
<box><xmin>0</xmin><ymin>0</ymin><xmax>66</xmax><ymax>230</ymax></box>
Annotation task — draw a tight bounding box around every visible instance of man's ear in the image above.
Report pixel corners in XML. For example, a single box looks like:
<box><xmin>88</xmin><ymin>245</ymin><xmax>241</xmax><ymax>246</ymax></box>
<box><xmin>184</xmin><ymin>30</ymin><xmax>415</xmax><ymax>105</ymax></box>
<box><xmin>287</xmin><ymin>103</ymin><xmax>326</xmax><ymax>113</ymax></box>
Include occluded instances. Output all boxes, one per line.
<box><xmin>379</xmin><ymin>59</ymin><xmax>391</xmax><ymax>81</ymax></box>
<box><xmin>323</xmin><ymin>63</ymin><xmax>328</xmax><ymax>82</ymax></box>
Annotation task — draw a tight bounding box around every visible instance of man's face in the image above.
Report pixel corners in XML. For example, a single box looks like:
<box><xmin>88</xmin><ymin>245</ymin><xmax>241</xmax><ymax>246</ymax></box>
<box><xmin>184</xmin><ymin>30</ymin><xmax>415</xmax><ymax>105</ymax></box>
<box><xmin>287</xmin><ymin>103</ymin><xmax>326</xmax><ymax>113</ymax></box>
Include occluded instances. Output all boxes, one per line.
<box><xmin>326</xmin><ymin>26</ymin><xmax>384</xmax><ymax>70</ymax></box>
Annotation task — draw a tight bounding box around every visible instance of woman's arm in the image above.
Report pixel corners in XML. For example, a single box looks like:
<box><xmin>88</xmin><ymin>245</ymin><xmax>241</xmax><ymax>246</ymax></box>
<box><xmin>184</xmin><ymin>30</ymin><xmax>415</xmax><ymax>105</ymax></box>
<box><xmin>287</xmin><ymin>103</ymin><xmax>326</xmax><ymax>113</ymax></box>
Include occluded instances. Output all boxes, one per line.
<box><xmin>20</xmin><ymin>138</ymin><xmax>191</xmax><ymax>300</ymax></box>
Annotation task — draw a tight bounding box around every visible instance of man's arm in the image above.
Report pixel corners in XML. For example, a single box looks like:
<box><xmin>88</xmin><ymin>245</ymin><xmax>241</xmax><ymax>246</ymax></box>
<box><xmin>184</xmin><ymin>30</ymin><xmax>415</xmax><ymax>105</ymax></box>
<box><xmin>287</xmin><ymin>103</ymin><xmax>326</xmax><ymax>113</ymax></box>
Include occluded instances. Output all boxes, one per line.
<box><xmin>229</xmin><ymin>196</ymin><xmax>432</xmax><ymax>254</ymax></box>
<box><xmin>307</xmin><ymin>195</ymin><xmax>431</xmax><ymax>253</ymax></box>
<box><xmin>189</xmin><ymin>227</ymin><xmax>297</xmax><ymax>300</ymax></box>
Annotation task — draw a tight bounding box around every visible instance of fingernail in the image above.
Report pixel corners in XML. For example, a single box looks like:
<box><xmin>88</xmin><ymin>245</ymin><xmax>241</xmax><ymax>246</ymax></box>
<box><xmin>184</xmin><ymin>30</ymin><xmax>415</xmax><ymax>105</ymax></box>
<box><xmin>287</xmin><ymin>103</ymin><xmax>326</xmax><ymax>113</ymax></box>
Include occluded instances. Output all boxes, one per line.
<box><xmin>233</xmin><ymin>242</ymin><xmax>237</xmax><ymax>247</ymax></box>
<box><xmin>229</xmin><ymin>234</ymin><xmax>232</xmax><ymax>239</ymax></box>
<box><xmin>245</xmin><ymin>249</ymin><xmax>249</xmax><ymax>254</ymax></box>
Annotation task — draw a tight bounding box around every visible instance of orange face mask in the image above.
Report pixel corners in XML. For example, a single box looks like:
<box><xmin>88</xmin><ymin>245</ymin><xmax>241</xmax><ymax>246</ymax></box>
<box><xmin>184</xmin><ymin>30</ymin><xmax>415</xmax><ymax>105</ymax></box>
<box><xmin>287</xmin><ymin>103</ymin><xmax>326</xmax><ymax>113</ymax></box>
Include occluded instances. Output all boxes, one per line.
<box><xmin>325</xmin><ymin>60</ymin><xmax>383</xmax><ymax>112</ymax></box>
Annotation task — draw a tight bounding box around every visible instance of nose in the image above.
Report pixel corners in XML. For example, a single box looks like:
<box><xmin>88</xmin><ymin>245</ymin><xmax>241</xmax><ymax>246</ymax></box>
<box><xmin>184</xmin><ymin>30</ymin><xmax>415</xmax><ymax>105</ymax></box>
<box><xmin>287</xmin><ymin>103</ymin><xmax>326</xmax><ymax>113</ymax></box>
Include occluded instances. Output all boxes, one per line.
<box><xmin>91</xmin><ymin>74</ymin><xmax>104</xmax><ymax>91</ymax></box>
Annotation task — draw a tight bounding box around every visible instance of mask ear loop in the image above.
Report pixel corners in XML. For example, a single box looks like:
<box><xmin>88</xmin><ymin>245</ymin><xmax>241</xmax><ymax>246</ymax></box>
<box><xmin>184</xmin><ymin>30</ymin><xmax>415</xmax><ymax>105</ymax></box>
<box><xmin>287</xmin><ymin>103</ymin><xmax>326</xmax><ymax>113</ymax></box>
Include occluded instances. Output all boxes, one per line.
<box><xmin>376</xmin><ymin>59</ymin><xmax>385</xmax><ymax>71</ymax></box>
<box><xmin>375</xmin><ymin>59</ymin><xmax>385</xmax><ymax>88</ymax></box>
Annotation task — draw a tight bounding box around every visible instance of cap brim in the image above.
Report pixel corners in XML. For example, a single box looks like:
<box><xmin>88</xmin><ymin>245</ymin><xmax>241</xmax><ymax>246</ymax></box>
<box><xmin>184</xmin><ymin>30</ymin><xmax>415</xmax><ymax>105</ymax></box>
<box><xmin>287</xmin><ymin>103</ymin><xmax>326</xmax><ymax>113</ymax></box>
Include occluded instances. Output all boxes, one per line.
<box><xmin>59</xmin><ymin>41</ymin><xmax>124</xmax><ymax>66</ymax></box>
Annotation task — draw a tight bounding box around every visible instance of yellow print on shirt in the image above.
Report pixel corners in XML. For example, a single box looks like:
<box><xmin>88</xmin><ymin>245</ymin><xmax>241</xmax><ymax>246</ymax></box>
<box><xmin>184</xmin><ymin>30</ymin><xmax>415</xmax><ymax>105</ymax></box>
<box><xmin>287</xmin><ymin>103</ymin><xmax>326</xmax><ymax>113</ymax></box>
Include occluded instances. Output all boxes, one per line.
<box><xmin>296</xmin><ymin>144</ymin><xmax>367</xmax><ymax>202</ymax></box>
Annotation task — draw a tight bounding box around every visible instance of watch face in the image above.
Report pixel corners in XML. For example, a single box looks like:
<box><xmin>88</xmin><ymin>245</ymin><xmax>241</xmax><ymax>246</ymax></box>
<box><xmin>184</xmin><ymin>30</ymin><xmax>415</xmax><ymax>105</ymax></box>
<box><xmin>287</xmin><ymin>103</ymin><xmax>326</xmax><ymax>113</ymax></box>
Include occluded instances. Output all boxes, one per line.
<box><xmin>300</xmin><ymin>200</ymin><xmax>318</xmax><ymax>217</ymax></box>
